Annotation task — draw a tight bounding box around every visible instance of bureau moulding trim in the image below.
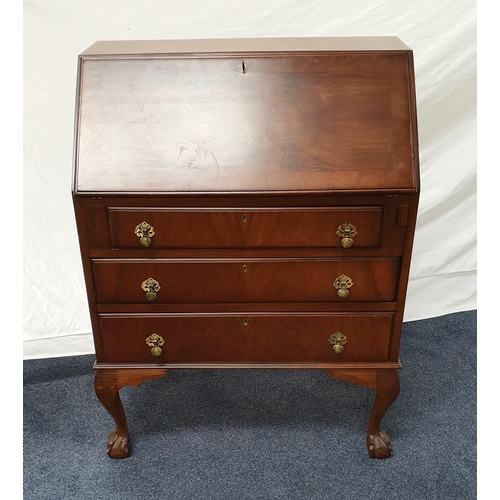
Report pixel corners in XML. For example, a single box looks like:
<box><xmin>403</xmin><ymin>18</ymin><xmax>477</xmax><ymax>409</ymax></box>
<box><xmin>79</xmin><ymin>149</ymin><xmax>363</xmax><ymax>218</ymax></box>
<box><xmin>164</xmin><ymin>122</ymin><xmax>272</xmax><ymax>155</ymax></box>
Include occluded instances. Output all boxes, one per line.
<box><xmin>73</xmin><ymin>188</ymin><xmax>419</xmax><ymax>197</ymax></box>
<box><xmin>92</xmin><ymin>362</ymin><xmax>403</xmax><ymax>370</ymax></box>
<box><xmin>80</xmin><ymin>51</ymin><xmax>412</xmax><ymax>62</ymax></box>
<box><xmin>97</xmin><ymin>311</ymin><xmax>396</xmax><ymax>318</ymax></box>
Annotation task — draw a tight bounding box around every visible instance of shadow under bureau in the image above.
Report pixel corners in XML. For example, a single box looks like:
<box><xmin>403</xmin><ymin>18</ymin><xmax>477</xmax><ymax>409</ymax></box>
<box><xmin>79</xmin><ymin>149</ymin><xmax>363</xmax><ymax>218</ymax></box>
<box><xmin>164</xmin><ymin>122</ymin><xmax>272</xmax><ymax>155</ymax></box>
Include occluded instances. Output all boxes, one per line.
<box><xmin>72</xmin><ymin>37</ymin><xmax>419</xmax><ymax>459</ymax></box>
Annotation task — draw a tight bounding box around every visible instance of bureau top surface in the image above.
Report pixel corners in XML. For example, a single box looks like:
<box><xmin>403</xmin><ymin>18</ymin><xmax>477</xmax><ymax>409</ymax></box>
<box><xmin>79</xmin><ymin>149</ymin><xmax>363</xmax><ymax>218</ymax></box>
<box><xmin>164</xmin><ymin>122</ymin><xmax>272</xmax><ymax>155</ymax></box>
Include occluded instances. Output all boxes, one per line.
<box><xmin>80</xmin><ymin>37</ymin><xmax>412</xmax><ymax>56</ymax></box>
<box><xmin>74</xmin><ymin>37</ymin><xmax>418</xmax><ymax>194</ymax></box>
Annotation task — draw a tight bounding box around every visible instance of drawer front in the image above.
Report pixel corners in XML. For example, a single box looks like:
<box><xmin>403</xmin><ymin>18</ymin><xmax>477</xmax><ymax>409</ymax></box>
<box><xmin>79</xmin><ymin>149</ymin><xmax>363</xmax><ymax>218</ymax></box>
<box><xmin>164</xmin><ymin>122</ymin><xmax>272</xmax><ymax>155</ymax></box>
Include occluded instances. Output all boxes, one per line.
<box><xmin>92</xmin><ymin>258</ymin><xmax>399</xmax><ymax>304</ymax></box>
<box><xmin>99</xmin><ymin>313</ymin><xmax>393</xmax><ymax>363</ymax></box>
<box><xmin>107</xmin><ymin>207</ymin><xmax>383</xmax><ymax>249</ymax></box>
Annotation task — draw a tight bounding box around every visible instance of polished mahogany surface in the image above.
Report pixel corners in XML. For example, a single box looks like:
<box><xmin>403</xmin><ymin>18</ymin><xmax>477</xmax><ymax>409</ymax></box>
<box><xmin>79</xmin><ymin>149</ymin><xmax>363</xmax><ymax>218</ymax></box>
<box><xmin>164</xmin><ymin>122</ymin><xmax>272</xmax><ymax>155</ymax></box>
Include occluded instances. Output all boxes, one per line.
<box><xmin>75</xmin><ymin>45</ymin><xmax>416</xmax><ymax>193</ymax></box>
<box><xmin>107</xmin><ymin>207</ymin><xmax>385</xmax><ymax>249</ymax></box>
<box><xmin>92</xmin><ymin>258</ymin><xmax>400</xmax><ymax>304</ymax></box>
<box><xmin>73</xmin><ymin>37</ymin><xmax>419</xmax><ymax>459</ymax></box>
<box><xmin>99</xmin><ymin>313</ymin><xmax>394</xmax><ymax>364</ymax></box>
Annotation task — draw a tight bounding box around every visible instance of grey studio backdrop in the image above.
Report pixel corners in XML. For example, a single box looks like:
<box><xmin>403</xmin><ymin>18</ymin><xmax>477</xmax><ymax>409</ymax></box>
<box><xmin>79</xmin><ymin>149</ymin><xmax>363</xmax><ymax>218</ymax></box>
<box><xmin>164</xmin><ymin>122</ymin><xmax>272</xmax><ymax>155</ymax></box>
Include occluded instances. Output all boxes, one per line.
<box><xmin>23</xmin><ymin>0</ymin><xmax>476</xmax><ymax>359</ymax></box>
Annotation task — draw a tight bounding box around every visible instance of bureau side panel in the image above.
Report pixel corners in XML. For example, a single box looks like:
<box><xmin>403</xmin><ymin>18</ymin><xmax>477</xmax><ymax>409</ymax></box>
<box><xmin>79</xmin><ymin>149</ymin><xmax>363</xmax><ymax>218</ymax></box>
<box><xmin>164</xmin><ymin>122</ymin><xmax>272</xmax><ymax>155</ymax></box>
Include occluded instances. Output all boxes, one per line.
<box><xmin>388</xmin><ymin>50</ymin><xmax>420</xmax><ymax>361</ymax></box>
<box><xmin>72</xmin><ymin>196</ymin><xmax>105</xmax><ymax>359</ymax></box>
<box><xmin>389</xmin><ymin>191</ymin><xmax>420</xmax><ymax>361</ymax></box>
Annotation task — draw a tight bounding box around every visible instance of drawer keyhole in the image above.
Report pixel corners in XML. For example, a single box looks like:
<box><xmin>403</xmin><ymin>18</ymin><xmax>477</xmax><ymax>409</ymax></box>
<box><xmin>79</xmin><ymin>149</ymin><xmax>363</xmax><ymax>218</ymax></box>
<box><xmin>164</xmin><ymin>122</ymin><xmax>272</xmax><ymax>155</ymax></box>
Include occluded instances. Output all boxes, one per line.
<box><xmin>243</xmin><ymin>265</ymin><xmax>247</xmax><ymax>272</ymax></box>
<box><xmin>243</xmin><ymin>319</ymin><xmax>248</xmax><ymax>326</ymax></box>
<box><xmin>242</xmin><ymin>214</ymin><xmax>247</xmax><ymax>222</ymax></box>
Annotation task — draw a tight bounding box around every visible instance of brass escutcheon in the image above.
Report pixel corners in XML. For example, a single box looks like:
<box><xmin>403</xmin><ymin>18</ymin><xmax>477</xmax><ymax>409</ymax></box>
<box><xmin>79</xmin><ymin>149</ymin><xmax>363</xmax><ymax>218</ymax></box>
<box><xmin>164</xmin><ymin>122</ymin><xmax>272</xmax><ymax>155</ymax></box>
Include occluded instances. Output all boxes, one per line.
<box><xmin>336</xmin><ymin>222</ymin><xmax>357</xmax><ymax>248</ymax></box>
<box><xmin>333</xmin><ymin>274</ymin><xmax>353</xmax><ymax>298</ymax></box>
<box><xmin>328</xmin><ymin>332</ymin><xmax>347</xmax><ymax>354</ymax></box>
<box><xmin>134</xmin><ymin>222</ymin><xmax>155</xmax><ymax>248</ymax></box>
<box><xmin>141</xmin><ymin>278</ymin><xmax>161</xmax><ymax>301</ymax></box>
<box><xmin>145</xmin><ymin>333</ymin><xmax>164</xmax><ymax>356</ymax></box>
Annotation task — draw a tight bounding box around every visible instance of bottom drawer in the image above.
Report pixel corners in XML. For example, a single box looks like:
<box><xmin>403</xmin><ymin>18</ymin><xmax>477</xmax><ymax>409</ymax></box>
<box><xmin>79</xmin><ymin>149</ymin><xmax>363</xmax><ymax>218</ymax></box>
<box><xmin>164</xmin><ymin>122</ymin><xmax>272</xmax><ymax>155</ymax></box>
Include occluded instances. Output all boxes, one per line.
<box><xmin>99</xmin><ymin>313</ymin><xmax>393</xmax><ymax>364</ymax></box>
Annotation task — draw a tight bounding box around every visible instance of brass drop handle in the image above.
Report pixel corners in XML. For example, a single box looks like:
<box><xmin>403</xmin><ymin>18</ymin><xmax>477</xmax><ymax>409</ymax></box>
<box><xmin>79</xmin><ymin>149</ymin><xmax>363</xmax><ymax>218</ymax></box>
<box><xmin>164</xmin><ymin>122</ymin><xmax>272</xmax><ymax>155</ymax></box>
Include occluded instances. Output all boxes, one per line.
<box><xmin>329</xmin><ymin>332</ymin><xmax>347</xmax><ymax>354</ymax></box>
<box><xmin>336</xmin><ymin>222</ymin><xmax>357</xmax><ymax>248</ymax></box>
<box><xmin>146</xmin><ymin>333</ymin><xmax>164</xmax><ymax>356</ymax></box>
<box><xmin>333</xmin><ymin>274</ymin><xmax>353</xmax><ymax>298</ymax></box>
<box><xmin>141</xmin><ymin>278</ymin><xmax>161</xmax><ymax>301</ymax></box>
<box><xmin>134</xmin><ymin>222</ymin><xmax>155</xmax><ymax>248</ymax></box>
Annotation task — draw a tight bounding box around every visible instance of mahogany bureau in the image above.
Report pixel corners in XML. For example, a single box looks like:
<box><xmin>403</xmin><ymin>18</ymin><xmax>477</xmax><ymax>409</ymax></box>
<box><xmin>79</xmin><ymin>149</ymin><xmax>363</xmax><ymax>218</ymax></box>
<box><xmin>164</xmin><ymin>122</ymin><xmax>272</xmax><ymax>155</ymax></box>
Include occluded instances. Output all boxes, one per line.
<box><xmin>72</xmin><ymin>37</ymin><xmax>419</xmax><ymax>459</ymax></box>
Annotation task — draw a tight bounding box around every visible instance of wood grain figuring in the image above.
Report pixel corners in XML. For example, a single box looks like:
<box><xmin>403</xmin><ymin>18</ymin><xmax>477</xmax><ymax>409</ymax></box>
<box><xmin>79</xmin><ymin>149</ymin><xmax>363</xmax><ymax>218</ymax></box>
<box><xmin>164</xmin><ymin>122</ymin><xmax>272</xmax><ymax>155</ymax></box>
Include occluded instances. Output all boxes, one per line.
<box><xmin>108</xmin><ymin>207</ymin><xmax>384</xmax><ymax>249</ymax></box>
<box><xmin>76</xmin><ymin>54</ymin><xmax>413</xmax><ymax>192</ymax></box>
<box><xmin>80</xmin><ymin>194</ymin><xmax>409</xmax><ymax>256</ymax></box>
<box><xmin>73</xmin><ymin>37</ymin><xmax>420</xmax><ymax>459</ymax></box>
<box><xmin>92</xmin><ymin>258</ymin><xmax>400</xmax><ymax>304</ymax></box>
<box><xmin>99</xmin><ymin>313</ymin><xmax>393</xmax><ymax>363</ymax></box>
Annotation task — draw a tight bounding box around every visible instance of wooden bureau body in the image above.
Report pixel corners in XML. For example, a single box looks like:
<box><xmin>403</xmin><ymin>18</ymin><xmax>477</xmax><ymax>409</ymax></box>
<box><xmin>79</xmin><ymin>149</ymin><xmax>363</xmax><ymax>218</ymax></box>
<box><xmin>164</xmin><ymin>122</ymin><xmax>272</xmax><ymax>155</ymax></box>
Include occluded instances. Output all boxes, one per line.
<box><xmin>73</xmin><ymin>37</ymin><xmax>419</xmax><ymax>459</ymax></box>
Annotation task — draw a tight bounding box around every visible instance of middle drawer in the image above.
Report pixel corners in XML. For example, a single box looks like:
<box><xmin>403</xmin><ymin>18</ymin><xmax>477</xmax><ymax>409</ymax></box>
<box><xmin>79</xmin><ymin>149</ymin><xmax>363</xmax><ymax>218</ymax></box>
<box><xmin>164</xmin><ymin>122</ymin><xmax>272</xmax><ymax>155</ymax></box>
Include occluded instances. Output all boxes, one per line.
<box><xmin>92</xmin><ymin>258</ymin><xmax>400</xmax><ymax>304</ymax></box>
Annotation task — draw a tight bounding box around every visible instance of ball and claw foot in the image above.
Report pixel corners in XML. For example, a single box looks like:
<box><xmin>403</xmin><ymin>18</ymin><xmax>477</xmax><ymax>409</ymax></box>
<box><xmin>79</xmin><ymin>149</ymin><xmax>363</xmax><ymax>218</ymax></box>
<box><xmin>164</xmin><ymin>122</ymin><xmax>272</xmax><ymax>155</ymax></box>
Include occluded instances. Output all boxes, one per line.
<box><xmin>106</xmin><ymin>430</ymin><xmax>130</xmax><ymax>459</ymax></box>
<box><xmin>368</xmin><ymin>430</ymin><xmax>392</xmax><ymax>459</ymax></box>
<box><xmin>95</xmin><ymin>368</ymin><xmax>168</xmax><ymax>459</ymax></box>
<box><xmin>326</xmin><ymin>368</ymin><xmax>399</xmax><ymax>459</ymax></box>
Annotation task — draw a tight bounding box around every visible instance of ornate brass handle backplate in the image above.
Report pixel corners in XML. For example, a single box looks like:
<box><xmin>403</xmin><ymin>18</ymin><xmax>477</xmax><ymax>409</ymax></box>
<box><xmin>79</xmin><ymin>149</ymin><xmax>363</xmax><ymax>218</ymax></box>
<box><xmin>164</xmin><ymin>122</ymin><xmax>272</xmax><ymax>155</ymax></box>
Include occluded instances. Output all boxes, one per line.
<box><xmin>145</xmin><ymin>333</ymin><xmax>164</xmax><ymax>356</ymax></box>
<box><xmin>333</xmin><ymin>274</ymin><xmax>353</xmax><ymax>298</ymax></box>
<box><xmin>134</xmin><ymin>222</ymin><xmax>155</xmax><ymax>247</ymax></box>
<box><xmin>336</xmin><ymin>222</ymin><xmax>357</xmax><ymax>248</ymax></box>
<box><xmin>141</xmin><ymin>278</ymin><xmax>161</xmax><ymax>301</ymax></box>
<box><xmin>328</xmin><ymin>332</ymin><xmax>347</xmax><ymax>354</ymax></box>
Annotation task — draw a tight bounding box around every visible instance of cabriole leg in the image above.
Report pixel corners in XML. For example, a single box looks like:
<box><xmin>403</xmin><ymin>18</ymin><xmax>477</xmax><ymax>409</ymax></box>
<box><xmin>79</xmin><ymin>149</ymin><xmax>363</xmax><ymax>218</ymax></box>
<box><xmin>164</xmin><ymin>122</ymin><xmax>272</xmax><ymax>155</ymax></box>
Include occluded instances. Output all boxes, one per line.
<box><xmin>94</xmin><ymin>368</ymin><xmax>168</xmax><ymax>459</ymax></box>
<box><xmin>326</xmin><ymin>368</ymin><xmax>400</xmax><ymax>459</ymax></box>
<box><xmin>366</xmin><ymin>369</ymin><xmax>400</xmax><ymax>459</ymax></box>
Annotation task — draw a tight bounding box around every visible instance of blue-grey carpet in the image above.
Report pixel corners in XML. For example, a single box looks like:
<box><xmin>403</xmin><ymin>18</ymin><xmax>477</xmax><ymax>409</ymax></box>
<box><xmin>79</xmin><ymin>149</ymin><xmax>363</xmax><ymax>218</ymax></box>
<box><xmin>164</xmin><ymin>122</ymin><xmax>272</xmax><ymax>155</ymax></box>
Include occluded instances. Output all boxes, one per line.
<box><xmin>24</xmin><ymin>310</ymin><xmax>476</xmax><ymax>499</ymax></box>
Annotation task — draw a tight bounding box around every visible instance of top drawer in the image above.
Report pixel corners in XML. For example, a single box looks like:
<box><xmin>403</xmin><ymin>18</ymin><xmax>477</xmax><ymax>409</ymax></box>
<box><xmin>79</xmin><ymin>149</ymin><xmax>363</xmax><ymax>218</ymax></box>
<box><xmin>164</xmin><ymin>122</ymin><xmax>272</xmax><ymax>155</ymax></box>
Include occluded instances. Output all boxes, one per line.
<box><xmin>107</xmin><ymin>207</ymin><xmax>383</xmax><ymax>249</ymax></box>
